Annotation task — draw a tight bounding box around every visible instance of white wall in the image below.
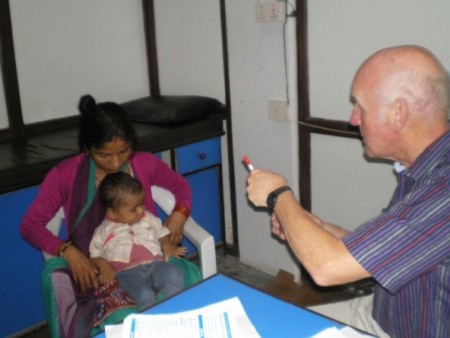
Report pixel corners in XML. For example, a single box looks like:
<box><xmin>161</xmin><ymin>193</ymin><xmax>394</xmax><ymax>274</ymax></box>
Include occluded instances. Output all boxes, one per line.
<box><xmin>9</xmin><ymin>0</ymin><xmax>149</xmax><ymax>124</ymax></box>
<box><xmin>153</xmin><ymin>0</ymin><xmax>225</xmax><ymax>101</ymax></box>
<box><xmin>309</xmin><ymin>0</ymin><xmax>450</xmax><ymax>121</ymax></box>
<box><xmin>225</xmin><ymin>0</ymin><xmax>301</xmax><ymax>278</ymax></box>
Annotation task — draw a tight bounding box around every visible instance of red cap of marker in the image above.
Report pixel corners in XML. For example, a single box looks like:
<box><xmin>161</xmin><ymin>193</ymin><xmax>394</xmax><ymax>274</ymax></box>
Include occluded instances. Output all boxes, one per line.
<box><xmin>242</xmin><ymin>154</ymin><xmax>254</xmax><ymax>171</ymax></box>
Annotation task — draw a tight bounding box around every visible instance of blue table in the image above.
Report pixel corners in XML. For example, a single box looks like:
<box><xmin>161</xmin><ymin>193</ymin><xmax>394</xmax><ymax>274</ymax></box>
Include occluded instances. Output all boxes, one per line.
<box><xmin>96</xmin><ymin>273</ymin><xmax>344</xmax><ymax>337</ymax></box>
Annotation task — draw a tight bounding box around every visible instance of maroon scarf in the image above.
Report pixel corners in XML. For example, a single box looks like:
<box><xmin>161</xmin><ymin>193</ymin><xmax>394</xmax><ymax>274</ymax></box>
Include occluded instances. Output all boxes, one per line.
<box><xmin>67</xmin><ymin>155</ymin><xmax>105</xmax><ymax>256</ymax></box>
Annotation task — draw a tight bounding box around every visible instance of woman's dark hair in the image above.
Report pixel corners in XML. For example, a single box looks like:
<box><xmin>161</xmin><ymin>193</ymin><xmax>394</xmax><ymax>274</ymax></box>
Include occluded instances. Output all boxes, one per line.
<box><xmin>78</xmin><ymin>94</ymin><xmax>137</xmax><ymax>151</ymax></box>
<box><xmin>99</xmin><ymin>172</ymin><xmax>143</xmax><ymax>211</ymax></box>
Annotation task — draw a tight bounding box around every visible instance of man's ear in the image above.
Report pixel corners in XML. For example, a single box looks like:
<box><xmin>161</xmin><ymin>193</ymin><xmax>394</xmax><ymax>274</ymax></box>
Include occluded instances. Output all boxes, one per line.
<box><xmin>392</xmin><ymin>98</ymin><xmax>409</xmax><ymax>132</ymax></box>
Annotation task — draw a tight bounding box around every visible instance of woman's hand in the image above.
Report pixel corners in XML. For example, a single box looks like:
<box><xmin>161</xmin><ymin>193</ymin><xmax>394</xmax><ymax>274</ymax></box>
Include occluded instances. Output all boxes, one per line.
<box><xmin>163</xmin><ymin>211</ymin><xmax>186</xmax><ymax>244</ymax></box>
<box><xmin>91</xmin><ymin>257</ymin><xmax>115</xmax><ymax>286</ymax></box>
<box><xmin>63</xmin><ymin>245</ymin><xmax>99</xmax><ymax>293</ymax></box>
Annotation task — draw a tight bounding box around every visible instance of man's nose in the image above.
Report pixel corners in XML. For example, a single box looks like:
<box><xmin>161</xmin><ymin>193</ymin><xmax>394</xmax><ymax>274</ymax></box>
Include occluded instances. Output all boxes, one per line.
<box><xmin>350</xmin><ymin>107</ymin><xmax>361</xmax><ymax>126</ymax></box>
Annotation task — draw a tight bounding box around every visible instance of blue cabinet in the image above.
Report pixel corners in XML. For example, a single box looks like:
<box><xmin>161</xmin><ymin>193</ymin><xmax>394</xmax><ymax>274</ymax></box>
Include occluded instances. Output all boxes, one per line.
<box><xmin>176</xmin><ymin>137</ymin><xmax>222</xmax><ymax>173</ymax></box>
<box><xmin>0</xmin><ymin>186</ymin><xmax>45</xmax><ymax>337</ymax></box>
<box><xmin>176</xmin><ymin>137</ymin><xmax>223</xmax><ymax>247</ymax></box>
<box><xmin>156</xmin><ymin>137</ymin><xmax>224</xmax><ymax>254</ymax></box>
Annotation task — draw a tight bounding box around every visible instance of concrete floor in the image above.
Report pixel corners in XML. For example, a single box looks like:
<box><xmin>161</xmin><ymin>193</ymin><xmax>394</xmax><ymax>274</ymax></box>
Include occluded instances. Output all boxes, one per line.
<box><xmin>216</xmin><ymin>253</ymin><xmax>275</xmax><ymax>289</ymax></box>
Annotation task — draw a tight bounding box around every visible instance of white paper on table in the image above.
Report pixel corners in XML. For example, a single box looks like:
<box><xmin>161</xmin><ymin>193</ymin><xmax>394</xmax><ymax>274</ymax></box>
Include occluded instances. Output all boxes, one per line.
<box><xmin>105</xmin><ymin>324</ymin><xmax>123</xmax><ymax>338</ymax></box>
<box><xmin>311</xmin><ymin>327</ymin><xmax>347</xmax><ymax>338</ymax></box>
<box><xmin>116</xmin><ymin>297</ymin><xmax>260</xmax><ymax>338</ymax></box>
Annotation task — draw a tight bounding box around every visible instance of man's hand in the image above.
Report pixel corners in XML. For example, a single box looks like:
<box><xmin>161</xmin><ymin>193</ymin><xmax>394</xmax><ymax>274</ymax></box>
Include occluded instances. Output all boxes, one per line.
<box><xmin>271</xmin><ymin>213</ymin><xmax>287</xmax><ymax>240</ymax></box>
<box><xmin>246</xmin><ymin>169</ymin><xmax>288</xmax><ymax>207</ymax></box>
<box><xmin>63</xmin><ymin>245</ymin><xmax>99</xmax><ymax>293</ymax></box>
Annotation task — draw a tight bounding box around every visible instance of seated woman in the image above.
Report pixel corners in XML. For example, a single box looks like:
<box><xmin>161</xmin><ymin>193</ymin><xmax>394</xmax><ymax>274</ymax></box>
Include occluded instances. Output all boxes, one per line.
<box><xmin>20</xmin><ymin>95</ymin><xmax>192</xmax><ymax>338</ymax></box>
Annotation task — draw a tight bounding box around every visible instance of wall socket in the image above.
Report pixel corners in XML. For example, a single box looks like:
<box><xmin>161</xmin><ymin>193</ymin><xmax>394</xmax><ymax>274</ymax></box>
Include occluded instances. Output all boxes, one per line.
<box><xmin>256</xmin><ymin>1</ymin><xmax>286</xmax><ymax>22</ymax></box>
<box><xmin>268</xmin><ymin>100</ymin><xmax>288</xmax><ymax>120</ymax></box>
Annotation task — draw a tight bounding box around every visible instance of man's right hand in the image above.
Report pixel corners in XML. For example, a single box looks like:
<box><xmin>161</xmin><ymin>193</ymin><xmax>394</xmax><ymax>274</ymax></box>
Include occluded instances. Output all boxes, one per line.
<box><xmin>246</xmin><ymin>169</ymin><xmax>288</xmax><ymax>207</ymax></box>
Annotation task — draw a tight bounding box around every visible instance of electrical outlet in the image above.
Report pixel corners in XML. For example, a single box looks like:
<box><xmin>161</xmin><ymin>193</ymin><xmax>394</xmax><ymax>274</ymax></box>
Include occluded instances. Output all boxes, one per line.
<box><xmin>256</xmin><ymin>1</ymin><xmax>285</xmax><ymax>22</ymax></box>
<box><xmin>268</xmin><ymin>100</ymin><xmax>288</xmax><ymax>120</ymax></box>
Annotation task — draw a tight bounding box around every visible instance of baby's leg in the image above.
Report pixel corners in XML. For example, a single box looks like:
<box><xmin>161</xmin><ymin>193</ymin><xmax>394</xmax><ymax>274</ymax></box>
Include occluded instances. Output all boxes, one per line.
<box><xmin>116</xmin><ymin>266</ymin><xmax>156</xmax><ymax>311</ymax></box>
<box><xmin>148</xmin><ymin>261</ymin><xmax>184</xmax><ymax>299</ymax></box>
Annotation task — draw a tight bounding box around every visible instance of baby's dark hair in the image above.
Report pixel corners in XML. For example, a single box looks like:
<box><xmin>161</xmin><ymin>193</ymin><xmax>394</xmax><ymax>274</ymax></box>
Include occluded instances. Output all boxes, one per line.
<box><xmin>78</xmin><ymin>94</ymin><xmax>137</xmax><ymax>151</ymax></box>
<box><xmin>99</xmin><ymin>172</ymin><xmax>143</xmax><ymax>211</ymax></box>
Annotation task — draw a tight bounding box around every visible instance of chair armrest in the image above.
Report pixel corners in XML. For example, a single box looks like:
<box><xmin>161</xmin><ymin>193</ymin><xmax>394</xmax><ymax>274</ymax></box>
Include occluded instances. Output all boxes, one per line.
<box><xmin>182</xmin><ymin>217</ymin><xmax>217</xmax><ymax>278</ymax></box>
<box><xmin>151</xmin><ymin>186</ymin><xmax>217</xmax><ymax>278</ymax></box>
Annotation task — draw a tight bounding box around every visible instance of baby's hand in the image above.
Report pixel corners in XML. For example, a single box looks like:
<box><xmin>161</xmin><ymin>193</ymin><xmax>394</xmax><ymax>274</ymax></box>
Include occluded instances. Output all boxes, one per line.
<box><xmin>163</xmin><ymin>244</ymin><xmax>188</xmax><ymax>261</ymax></box>
<box><xmin>173</xmin><ymin>246</ymin><xmax>188</xmax><ymax>258</ymax></box>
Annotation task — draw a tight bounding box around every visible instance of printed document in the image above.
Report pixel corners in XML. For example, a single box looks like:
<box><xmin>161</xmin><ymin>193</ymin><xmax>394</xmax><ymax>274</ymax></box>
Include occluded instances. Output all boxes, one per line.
<box><xmin>110</xmin><ymin>297</ymin><xmax>260</xmax><ymax>338</ymax></box>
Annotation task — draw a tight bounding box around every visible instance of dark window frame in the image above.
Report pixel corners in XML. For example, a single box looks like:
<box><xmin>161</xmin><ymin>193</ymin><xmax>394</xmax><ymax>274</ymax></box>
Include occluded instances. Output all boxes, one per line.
<box><xmin>296</xmin><ymin>0</ymin><xmax>361</xmax><ymax>212</ymax></box>
<box><xmin>0</xmin><ymin>0</ymin><xmax>23</xmax><ymax>142</ymax></box>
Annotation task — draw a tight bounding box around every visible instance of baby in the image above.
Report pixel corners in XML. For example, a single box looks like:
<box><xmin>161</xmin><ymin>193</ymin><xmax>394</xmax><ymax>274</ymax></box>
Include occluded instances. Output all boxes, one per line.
<box><xmin>89</xmin><ymin>172</ymin><xmax>187</xmax><ymax>310</ymax></box>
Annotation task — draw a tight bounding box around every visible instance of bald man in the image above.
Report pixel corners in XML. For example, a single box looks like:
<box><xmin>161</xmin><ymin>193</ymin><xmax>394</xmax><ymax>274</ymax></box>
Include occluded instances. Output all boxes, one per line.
<box><xmin>246</xmin><ymin>45</ymin><xmax>449</xmax><ymax>337</ymax></box>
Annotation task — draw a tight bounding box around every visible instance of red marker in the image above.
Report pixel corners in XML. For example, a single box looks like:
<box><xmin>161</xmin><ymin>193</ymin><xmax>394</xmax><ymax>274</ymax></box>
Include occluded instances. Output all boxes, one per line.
<box><xmin>242</xmin><ymin>154</ymin><xmax>254</xmax><ymax>171</ymax></box>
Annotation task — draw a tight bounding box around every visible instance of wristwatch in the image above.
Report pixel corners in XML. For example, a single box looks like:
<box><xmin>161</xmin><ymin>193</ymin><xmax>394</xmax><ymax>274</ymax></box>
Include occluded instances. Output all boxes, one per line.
<box><xmin>266</xmin><ymin>185</ymin><xmax>292</xmax><ymax>211</ymax></box>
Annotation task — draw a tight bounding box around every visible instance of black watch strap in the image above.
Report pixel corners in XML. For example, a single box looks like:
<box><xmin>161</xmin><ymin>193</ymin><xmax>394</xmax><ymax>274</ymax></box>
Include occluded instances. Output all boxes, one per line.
<box><xmin>266</xmin><ymin>185</ymin><xmax>292</xmax><ymax>211</ymax></box>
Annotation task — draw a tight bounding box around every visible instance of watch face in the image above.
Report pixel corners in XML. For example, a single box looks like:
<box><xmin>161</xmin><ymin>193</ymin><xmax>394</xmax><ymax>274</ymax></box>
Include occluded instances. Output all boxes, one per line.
<box><xmin>267</xmin><ymin>192</ymin><xmax>276</xmax><ymax>209</ymax></box>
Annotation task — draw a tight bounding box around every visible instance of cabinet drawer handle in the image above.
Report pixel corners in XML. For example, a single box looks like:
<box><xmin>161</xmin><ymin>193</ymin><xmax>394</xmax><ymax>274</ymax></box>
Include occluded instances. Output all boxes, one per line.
<box><xmin>199</xmin><ymin>153</ymin><xmax>207</xmax><ymax>160</ymax></box>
